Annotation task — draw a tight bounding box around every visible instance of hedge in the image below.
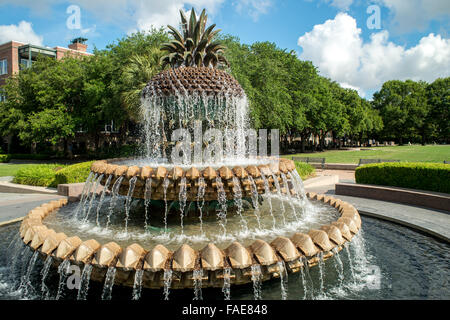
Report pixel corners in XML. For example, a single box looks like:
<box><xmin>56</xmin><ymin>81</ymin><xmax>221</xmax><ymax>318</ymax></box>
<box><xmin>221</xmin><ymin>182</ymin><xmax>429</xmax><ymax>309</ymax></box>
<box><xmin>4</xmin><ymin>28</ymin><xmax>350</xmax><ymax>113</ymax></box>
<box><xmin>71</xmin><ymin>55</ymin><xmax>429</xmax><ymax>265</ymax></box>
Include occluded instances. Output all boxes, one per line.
<box><xmin>0</xmin><ymin>154</ymin><xmax>11</xmax><ymax>163</ymax></box>
<box><xmin>13</xmin><ymin>161</ymin><xmax>94</xmax><ymax>187</ymax></box>
<box><xmin>13</xmin><ymin>164</ymin><xmax>64</xmax><ymax>187</ymax></box>
<box><xmin>295</xmin><ymin>162</ymin><xmax>316</xmax><ymax>180</ymax></box>
<box><xmin>52</xmin><ymin>161</ymin><xmax>94</xmax><ymax>187</ymax></box>
<box><xmin>355</xmin><ymin>162</ymin><xmax>450</xmax><ymax>193</ymax></box>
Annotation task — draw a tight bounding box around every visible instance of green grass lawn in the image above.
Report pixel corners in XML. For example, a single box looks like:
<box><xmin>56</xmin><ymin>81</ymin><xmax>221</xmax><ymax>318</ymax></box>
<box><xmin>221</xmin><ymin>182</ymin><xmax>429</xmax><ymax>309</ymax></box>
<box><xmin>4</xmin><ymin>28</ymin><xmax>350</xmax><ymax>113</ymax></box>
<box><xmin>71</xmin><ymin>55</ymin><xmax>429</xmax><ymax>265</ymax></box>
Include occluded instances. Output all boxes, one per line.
<box><xmin>285</xmin><ymin>145</ymin><xmax>450</xmax><ymax>164</ymax></box>
<box><xmin>0</xmin><ymin>164</ymin><xmax>40</xmax><ymax>177</ymax></box>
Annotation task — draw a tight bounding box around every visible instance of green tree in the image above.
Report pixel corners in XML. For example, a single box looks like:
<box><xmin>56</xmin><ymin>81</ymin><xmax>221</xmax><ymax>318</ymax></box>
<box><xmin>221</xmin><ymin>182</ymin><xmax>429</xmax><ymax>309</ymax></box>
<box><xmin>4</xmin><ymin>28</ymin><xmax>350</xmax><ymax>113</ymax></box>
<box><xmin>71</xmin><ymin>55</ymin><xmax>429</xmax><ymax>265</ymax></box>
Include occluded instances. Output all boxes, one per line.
<box><xmin>426</xmin><ymin>77</ymin><xmax>449</xmax><ymax>144</ymax></box>
<box><xmin>373</xmin><ymin>80</ymin><xmax>428</xmax><ymax>145</ymax></box>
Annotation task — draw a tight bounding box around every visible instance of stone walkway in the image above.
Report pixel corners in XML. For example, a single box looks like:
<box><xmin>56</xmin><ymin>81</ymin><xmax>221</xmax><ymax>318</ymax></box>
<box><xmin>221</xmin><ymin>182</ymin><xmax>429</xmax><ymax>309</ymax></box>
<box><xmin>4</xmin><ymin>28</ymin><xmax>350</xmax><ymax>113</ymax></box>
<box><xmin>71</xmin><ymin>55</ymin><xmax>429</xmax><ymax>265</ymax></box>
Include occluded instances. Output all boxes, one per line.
<box><xmin>0</xmin><ymin>193</ymin><xmax>66</xmax><ymax>224</ymax></box>
<box><xmin>306</xmin><ymin>183</ymin><xmax>450</xmax><ymax>243</ymax></box>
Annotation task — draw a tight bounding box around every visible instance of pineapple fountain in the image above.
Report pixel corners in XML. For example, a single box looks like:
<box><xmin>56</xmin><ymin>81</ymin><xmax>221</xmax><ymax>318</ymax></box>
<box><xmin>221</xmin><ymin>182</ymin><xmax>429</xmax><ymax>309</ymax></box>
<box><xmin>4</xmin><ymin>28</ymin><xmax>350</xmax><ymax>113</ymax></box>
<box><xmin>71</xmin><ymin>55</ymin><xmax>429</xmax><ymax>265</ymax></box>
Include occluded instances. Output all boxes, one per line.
<box><xmin>15</xmin><ymin>9</ymin><xmax>361</xmax><ymax>300</ymax></box>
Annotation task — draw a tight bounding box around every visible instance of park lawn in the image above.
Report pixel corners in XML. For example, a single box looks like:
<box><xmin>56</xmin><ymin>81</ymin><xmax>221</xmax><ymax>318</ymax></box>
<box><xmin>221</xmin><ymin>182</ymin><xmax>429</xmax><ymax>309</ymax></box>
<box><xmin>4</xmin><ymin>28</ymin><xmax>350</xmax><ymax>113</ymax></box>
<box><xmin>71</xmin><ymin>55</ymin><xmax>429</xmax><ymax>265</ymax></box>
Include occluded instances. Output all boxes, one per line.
<box><xmin>284</xmin><ymin>145</ymin><xmax>450</xmax><ymax>164</ymax></box>
<box><xmin>0</xmin><ymin>164</ymin><xmax>40</xmax><ymax>177</ymax></box>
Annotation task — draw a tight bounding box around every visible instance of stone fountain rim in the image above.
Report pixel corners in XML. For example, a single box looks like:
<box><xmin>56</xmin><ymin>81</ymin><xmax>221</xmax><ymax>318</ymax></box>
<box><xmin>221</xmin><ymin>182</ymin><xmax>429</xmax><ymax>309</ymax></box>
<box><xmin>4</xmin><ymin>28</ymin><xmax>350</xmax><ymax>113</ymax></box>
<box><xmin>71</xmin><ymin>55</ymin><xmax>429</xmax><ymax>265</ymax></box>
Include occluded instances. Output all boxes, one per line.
<box><xmin>19</xmin><ymin>193</ymin><xmax>362</xmax><ymax>289</ymax></box>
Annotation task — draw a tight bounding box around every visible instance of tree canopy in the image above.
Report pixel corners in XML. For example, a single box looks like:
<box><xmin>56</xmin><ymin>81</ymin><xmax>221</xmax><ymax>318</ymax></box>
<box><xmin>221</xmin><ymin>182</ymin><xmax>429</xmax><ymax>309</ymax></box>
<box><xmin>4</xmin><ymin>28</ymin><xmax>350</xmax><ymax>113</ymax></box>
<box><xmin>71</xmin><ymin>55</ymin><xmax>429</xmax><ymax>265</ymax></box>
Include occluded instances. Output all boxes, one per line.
<box><xmin>0</xmin><ymin>28</ymin><xmax>447</xmax><ymax>156</ymax></box>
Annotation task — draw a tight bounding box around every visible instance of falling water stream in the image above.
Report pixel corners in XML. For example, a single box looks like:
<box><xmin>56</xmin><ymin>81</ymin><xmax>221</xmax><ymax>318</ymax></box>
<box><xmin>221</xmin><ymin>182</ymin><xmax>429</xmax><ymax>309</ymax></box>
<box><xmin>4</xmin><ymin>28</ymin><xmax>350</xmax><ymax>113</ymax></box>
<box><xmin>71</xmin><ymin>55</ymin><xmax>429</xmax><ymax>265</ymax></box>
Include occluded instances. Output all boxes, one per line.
<box><xmin>215</xmin><ymin>177</ymin><xmax>228</xmax><ymax>236</ymax></box>
<box><xmin>163</xmin><ymin>269</ymin><xmax>173</xmax><ymax>300</ymax></box>
<box><xmin>193</xmin><ymin>269</ymin><xmax>203</xmax><ymax>300</ymax></box>
<box><xmin>251</xmin><ymin>265</ymin><xmax>262</xmax><ymax>300</ymax></box>
<box><xmin>55</xmin><ymin>259</ymin><xmax>71</xmax><ymax>300</ymax></box>
<box><xmin>222</xmin><ymin>267</ymin><xmax>231</xmax><ymax>300</ymax></box>
<box><xmin>106</xmin><ymin>176</ymin><xmax>124</xmax><ymax>229</ymax></box>
<box><xmin>144</xmin><ymin>178</ymin><xmax>152</xmax><ymax>230</ymax></box>
<box><xmin>124</xmin><ymin>176</ymin><xmax>138</xmax><ymax>234</ymax></box>
<box><xmin>179</xmin><ymin>177</ymin><xmax>187</xmax><ymax>235</ymax></box>
<box><xmin>101</xmin><ymin>266</ymin><xmax>117</xmax><ymax>300</ymax></box>
<box><xmin>40</xmin><ymin>255</ymin><xmax>53</xmax><ymax>299</ymax></box>
<box><xmin>77</xmin><ymin>264</ymin><xmax>93</xmax><ymax>300</ymax></box>
<box><xmin>132</xmin><ymin>269</ymin><xmax>144</xmax><ymax>300</ymax></box>
<box><xmin>96</xmin><ymin>174</ymin><xmax>113</xmax><ymax>227</ymax></box>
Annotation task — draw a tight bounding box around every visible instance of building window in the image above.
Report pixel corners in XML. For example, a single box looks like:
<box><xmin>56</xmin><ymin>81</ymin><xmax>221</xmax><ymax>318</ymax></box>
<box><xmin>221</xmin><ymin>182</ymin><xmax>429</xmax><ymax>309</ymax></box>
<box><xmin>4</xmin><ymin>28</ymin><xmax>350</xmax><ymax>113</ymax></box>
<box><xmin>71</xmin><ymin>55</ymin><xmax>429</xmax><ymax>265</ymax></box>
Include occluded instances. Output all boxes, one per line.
<box><xmin>0</xmin><ymin>59</ymin><xmax>7</xmax><ymax>75</ymax></box>
<box><xmin>0</xmin><ymin>94</ymin><xmax>5</xmax><ymax>102</ymax></box>
<box><xmin>20</xmin><ymin>59</ymin><xmax>31</xmax><ymax>70</ymax></box>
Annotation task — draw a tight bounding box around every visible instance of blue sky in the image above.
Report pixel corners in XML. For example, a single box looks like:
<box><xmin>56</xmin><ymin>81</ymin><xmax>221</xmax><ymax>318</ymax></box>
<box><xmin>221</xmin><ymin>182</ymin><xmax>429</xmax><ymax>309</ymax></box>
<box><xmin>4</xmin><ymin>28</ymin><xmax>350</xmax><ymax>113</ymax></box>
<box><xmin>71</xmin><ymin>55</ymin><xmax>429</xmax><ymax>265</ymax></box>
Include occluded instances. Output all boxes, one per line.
<box><xmin>0</xmin><ymin>0</ymin><xmax>449</xmax><ymax>98</ymax></box>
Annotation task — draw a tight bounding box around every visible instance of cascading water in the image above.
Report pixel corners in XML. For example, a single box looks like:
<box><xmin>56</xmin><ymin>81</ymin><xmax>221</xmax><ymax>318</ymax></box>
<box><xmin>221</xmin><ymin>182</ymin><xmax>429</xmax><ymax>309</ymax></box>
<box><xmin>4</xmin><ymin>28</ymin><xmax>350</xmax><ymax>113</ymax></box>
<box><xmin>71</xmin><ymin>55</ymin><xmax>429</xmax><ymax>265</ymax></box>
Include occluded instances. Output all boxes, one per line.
<box><xmin>222</xmin><ymin>267</ymin><xmax>231</xmax><ymax>300</ymax></box>
<box><xmin>84</xmin><ymin>173</ymin><xmax>103</xmax><ymax>222</ymax></box>
<box><xmin>277</xmin><ymin>261</ymin><xmax>288</xmax><ymax>300</ymax></box>
<box><xmin>101</xmin><ymin>266</ymin><xmax>117</xmax><ymax>300</ymax></box>
<box><xmin>197</xmin><ymin>177</ymin><xmax>206</xmax><ymax>235</ymax></box>
<box><xmin>19</xmin><ymin>251</ymin><xmax>39</xmax><ymax>295</ymax></box>
<box><xmin>163</xmin><ymin>269</ymin><xmax>173</xmax><ymax>300</ymax></box>
<box><xmin>40</xmin><ymin>255</ymin><xmax>53</xmax><ymax>299</ymax></box>
<box><xmin>124</xmin><ymin>176</ymin><xmax>138</xmax><ymax>233</ymax></box>
<box><xmin>106</xmin><ymin>176</ymin><xmax>124</xmax><ymax>229</ymax></box>
<box><xmin>144</xmin><ymin>178</ymin><xmax>152</xmax><ymax>230</ymax></box>
<box><xmin>248</xmin><ymin>176</ymin><xmax>262</xmax><ymax>230</ymax></box>
<box><xmin>215</xmin><ymin>177</ymin><xmax>228</xmax><ymax>236</ymax></box>
<box><xmin>55</xmin><ymin>259</ymin><xmax>71</xmax><ymax>300</ymax></box>
<box><xmin>193</xmin><ymin>269</ymin><xmax>203</xmax><ymax>300</ymax></box>
<box><xmin>96</xmin><ymin>174</ymin><xmax>113</xmax><ymax>227</ymax></box>
<box><xmin>132</xmin><ymin>269</ymin><xmax>144</xmax><ymax>300</ymax></box>
<box><xmin>251</xmin><ymin>265</ymin><xmax>262</xmax><ymax>300</ymax></box>
<box><xmin>332</xmin><ymin>248</ymin><xmax>345</xmax><ymax>287</ymax></box>
<box><xmin>81</xmin><ymin>173</ymin><xmax>98</xmax><ymax>220</ymax></box>
<box><xmin>179</xmin><ymin>177</ymin><xmax>187</xmax><ymax>234</ymax></box>
<box><xmin>232</xmin><ymin>176</ymin><xmax>248</xmax><ymax>231</ymax></box>
<box><xmin>261</xmin><ymin>173</ymin><xmax>276</xmax><ymax>229</ymax></box>
<box><xmin>77</xmin><ymin>264</ymin><xmax>93</xmax><ymax>300</ymax></box>
<box><xmin>317</xmin><ymin>252</ymin><xmax>325</xmax><ymax>297</ymax></box>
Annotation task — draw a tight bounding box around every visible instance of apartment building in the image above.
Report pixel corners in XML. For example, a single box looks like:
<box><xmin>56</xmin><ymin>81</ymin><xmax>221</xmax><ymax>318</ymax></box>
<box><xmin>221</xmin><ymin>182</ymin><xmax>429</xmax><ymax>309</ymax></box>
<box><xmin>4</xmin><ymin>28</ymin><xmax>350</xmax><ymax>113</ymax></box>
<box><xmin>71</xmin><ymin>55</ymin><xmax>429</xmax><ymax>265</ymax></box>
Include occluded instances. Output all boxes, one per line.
<box><xmin>0</xmin><ymin>38</ymin><xmax>92</xmax><ymax>90</ymax></box>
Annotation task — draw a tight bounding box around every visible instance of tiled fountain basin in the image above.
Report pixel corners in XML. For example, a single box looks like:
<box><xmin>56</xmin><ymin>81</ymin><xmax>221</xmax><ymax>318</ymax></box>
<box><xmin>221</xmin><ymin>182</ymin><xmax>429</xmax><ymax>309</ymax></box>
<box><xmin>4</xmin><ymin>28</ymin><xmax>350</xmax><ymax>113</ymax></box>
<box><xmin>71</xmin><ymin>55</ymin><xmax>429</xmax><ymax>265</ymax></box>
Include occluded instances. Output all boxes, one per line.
<box><xmin>19</xmin><ymin>193</ymin><xmax>361</xmax><ymax>289</ymax></box>
<box><xmin>89</xmin><ymin>158</ymin><xmax>299</xmax><ymax>201</ymax></box>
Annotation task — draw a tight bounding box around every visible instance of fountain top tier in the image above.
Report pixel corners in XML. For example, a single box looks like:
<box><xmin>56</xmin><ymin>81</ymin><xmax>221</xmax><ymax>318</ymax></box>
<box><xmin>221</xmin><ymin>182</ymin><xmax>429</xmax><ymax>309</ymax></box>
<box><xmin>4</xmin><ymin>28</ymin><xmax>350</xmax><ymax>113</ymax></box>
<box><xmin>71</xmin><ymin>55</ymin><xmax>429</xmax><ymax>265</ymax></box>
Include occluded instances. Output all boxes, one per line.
<box><xmin>142</xmin><ymin>67</ymin><xmax>245</xmax><ymax>98</ymax></box>
<box><xmin>90</xmin><ymin>157</ymin><xmax>297</xmax><ymax>201</ymax></box>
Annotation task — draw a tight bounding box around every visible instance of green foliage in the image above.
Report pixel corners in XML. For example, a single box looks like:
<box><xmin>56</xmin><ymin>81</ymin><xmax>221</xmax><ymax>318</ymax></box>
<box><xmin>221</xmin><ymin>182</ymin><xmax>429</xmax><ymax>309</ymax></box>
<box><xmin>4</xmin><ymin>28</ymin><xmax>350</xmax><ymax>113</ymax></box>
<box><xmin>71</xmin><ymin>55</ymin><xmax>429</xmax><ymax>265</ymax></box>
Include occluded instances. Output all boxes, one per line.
<box><xmin>355</xmin><ymin>162</ymin><xmax>450</xmax><ymax>193</ymax></box>
<box><xmin>13</xmin><ymin>164</ymin><xmax>64</xmax><ymax>187</ymax></box>
<box><xmin>161</xmin><ymin>8</ymin><xmax>228</xmax><ymax>68</ymax></box>
<box><xmin>52</xmin><ymin>161</ymin><xmax>94</xmax><ymax>187</ymax></box>
<box><xmin>295</xmin><ymin>162</ymin><xmax>315</xmax><ymax>180</ymax></box>
<box><xmin>0</xmin><ymin>154</ymin><xmax>11</xmax><ymax>163</ymax></box>
<box><xmin>12</xmin><ymin>161</ymin><xmax>94</xmax><ymax>187</ymax></box>
<box><xmin>372</xmin><ymin>80</ymin><xmax>429</xmax><ymax>144</ymax></box>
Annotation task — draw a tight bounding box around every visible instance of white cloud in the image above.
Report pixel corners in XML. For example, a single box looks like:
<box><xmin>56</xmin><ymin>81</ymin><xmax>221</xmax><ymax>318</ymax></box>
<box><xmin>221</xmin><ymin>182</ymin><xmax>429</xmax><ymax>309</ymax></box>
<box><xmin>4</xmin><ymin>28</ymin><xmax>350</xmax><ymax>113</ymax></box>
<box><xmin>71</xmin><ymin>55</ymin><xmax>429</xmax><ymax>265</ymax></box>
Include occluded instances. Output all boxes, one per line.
<box><xmin>298</xmin><ymin>13</ymin><xmax>450</xmax><ymax>97</ymax></box>
<box><xmin>233</xmin><ymin>0</ymin><xmax>273</xmax><ymax>21</ymax></box>
<box><xmin>378</xmin><ymin>0</ymin><xmax>450</xmax><ymax>33</ymax></box>
<box><xmin>0</xmin><ymin>0</ymin><xmax>226</xmax><ymax>33</ymax></box>
<box><xmin>0</xmin><ymin>21</ymin><xmax>43</xmax><ymax>45</ymax></box>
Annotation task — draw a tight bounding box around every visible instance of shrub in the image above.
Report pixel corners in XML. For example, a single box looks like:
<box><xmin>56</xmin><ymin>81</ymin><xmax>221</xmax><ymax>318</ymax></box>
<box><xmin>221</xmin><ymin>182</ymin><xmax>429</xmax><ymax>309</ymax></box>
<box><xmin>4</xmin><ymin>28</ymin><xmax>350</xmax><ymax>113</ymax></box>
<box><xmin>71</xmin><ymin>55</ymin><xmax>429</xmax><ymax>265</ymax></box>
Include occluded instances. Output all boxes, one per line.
<box><xmin>0</xmin><ymin>154</ymin><xmax>11</xmax><ymax>163</ymax></box>
<box><xmin>355</xmin><ymin>162</ymin><xmax>450</xmax><ymax>193</ymax></box>
<box><xmin>295</xmin><ymin>162</ymin><xmax>315</xmax><ymax>180</ymax></box>
<box><xmin>13</xmin><ymin>164</ymin><xmax>64</xmax><ymax>187</ymax></box>
<box><xmin>51</xmin><ymin>161</ymin><xmax>95</xmax><ymax>187</ymax></box>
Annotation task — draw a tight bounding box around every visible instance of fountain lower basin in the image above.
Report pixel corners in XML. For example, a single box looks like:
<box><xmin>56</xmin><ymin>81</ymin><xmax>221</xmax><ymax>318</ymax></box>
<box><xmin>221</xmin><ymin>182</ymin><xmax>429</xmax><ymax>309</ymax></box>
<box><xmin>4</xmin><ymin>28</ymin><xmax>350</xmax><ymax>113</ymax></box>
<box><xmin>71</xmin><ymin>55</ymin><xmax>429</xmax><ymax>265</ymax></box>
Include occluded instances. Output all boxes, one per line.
<box><xmin>19</xmin><ymin>193</ymin><xmax>361</xmax><ymax>290</ymax></box>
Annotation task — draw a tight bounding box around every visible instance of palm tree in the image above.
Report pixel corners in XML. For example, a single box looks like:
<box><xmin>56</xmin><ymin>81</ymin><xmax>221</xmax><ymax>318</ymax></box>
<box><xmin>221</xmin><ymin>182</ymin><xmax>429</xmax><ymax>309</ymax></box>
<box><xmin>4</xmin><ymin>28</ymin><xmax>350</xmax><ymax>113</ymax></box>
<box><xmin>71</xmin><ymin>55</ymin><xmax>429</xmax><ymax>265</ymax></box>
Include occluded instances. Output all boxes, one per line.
<box><xmin>121</xmin><ymin>47</ymin><xmax>163</xmax><ymax>120</ymax></box>
<box><xmin>160</xmin><ymin>8</ymin><xmax>229</xmax><ymax>69</ymax></box>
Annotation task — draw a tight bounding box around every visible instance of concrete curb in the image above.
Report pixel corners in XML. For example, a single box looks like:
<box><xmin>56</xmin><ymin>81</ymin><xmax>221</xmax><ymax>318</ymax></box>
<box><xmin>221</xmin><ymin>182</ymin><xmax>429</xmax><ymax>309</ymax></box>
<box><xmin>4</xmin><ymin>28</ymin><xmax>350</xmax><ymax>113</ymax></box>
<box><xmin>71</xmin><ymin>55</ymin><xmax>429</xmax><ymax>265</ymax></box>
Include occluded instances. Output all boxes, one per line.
<box><xmin>304</xmin><ymin>175</ymin><xmax>339</xmax><ymax>189</ymax></box>
<box><xmin>0</xmin><ymin>216</ymin><xmax>24</xmax><ymax>227</ymax></box>
<box><xmin>336</xmin><ymin>183</ymin><xmax>450</xmax><ymax>212</ymax></box>
<box><xmin>0</xmin><ymin>181</ymin><xmax>58</xmax><ymax>195</ymax></box>
<box><xmin>358</xmin><ymin>209</ymin><xmax>449</xmax><ymax>243</ymax></box>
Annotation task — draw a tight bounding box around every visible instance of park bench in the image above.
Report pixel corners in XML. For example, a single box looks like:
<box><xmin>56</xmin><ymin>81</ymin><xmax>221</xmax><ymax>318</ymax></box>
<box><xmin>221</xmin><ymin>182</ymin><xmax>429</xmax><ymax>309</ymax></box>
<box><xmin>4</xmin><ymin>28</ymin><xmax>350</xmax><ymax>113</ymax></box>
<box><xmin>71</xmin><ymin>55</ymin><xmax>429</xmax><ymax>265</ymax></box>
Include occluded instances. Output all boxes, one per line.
<box><xmin>292</xmin><ymin>157</ymin><xmax>326</xmax><ymax>169</ymax></box>
<box><xmin>444</xmin><ymin>161</ymin><xmax>449</xmax><ymax>164</ymax></box>
<box><xmin>358</xmin><ymin>159</ymin><xmax>401</xmax><ymax>166</ymax></box>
